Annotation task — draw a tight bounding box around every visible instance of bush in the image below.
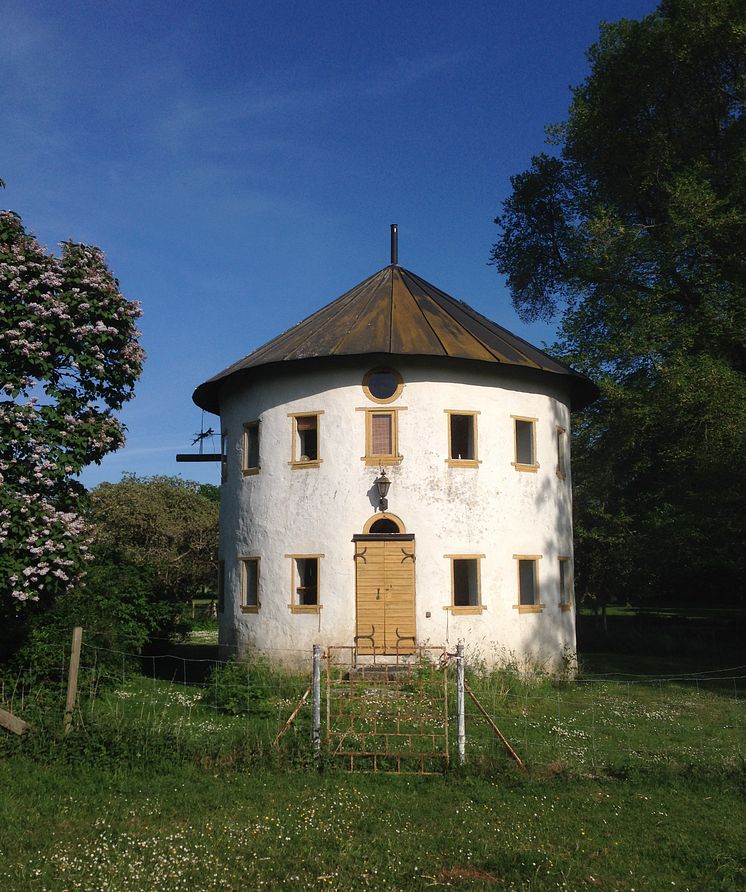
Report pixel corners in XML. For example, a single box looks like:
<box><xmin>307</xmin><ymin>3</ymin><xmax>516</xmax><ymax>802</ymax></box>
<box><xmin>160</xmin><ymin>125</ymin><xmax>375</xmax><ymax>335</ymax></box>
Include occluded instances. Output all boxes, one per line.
<box><xmin>202</xmin><ymin>657</ymin><xmax>279</xmax><ymax>717</ymax></box>
<box><xmin>4</xmin><ymin>558</ymin><xmax>166</xmax><ymax>687</ymax></box>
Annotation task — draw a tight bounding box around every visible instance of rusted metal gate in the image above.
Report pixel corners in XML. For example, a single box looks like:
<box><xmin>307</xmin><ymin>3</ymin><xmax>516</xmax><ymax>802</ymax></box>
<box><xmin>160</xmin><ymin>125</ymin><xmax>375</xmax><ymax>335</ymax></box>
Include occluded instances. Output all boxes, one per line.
<box><xmin>325</xmin><ymin>646</ymin><xmax>449</xmax><ymax>773</ymax></box>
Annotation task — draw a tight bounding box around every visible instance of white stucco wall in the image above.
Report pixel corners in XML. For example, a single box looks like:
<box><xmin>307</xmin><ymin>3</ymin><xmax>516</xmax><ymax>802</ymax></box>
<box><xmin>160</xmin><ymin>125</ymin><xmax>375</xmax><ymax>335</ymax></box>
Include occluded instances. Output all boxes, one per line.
<box><xmin>217</xmin><ymin>357</ymin><xmax>577</xmax><ymax>670</ymax></box>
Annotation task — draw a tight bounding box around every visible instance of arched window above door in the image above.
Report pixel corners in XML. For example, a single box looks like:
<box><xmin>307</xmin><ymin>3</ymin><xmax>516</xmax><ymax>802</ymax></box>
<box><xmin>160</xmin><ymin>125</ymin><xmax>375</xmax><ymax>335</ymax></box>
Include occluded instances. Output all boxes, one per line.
<box><xmin>362</xmin><ymin>512</ymin><xmax>406</xmax><ymax>534</ymax></box>
<box><xmin>369</xmin><ymin>518</ymin><xmax>400</xmax><ymax>534</ymax></box>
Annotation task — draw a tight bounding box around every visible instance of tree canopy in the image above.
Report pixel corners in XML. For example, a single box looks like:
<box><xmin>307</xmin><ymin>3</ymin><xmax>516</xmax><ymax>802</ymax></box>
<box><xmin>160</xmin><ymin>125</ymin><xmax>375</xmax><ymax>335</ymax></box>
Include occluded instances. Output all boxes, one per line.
<box><xmin>0</xmin><ymin>202</ymin><xmax>144</xmax><ymax>641</ymax></box>
<box><xmin>491</xmin><ymin>0</ymin><xmax>746</xmax><ymax>606</ymax></box>
<box><xmin>89</xmin><ymin>474</ymin><xmax>219</xmax><ymax>606</ymax></box>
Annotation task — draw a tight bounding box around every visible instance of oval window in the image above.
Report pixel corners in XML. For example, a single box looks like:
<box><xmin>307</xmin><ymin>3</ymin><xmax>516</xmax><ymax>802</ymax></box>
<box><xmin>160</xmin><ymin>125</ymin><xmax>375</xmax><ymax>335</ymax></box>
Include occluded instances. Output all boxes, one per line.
<box><xmin>363</xmin><ymin>367</ymin><xmax>403</xmax><ymax>403</ymax></box>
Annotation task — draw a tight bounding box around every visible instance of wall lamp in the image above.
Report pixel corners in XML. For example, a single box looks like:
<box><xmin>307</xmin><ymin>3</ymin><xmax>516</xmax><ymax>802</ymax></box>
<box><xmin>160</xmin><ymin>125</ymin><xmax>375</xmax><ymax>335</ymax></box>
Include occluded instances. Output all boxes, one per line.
<box><xmin>373</xmin><ymin>470</ymin><xmax>391</xmax><ymax>512</ymax></box>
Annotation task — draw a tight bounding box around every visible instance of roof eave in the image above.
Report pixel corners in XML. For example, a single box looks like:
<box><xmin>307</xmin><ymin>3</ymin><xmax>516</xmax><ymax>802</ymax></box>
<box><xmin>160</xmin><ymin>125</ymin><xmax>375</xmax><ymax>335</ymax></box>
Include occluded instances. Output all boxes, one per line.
<box><xmin>192</xmin><ymin>351</ymin><xmax>599</xmax><ymax>416</ymax></box>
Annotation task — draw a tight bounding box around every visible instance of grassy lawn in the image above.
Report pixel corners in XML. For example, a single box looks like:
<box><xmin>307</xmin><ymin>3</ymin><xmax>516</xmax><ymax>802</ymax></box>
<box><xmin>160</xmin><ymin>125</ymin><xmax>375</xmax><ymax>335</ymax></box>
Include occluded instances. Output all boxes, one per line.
<box><xmin>1</xmin><ymin>757</ymin><xmax>744</xmax><ymax>891</ymax></box>
<box><xmin>1</xmin><ymin>620</ymin><xmax>744</xmax><ymax>890</ymax></box>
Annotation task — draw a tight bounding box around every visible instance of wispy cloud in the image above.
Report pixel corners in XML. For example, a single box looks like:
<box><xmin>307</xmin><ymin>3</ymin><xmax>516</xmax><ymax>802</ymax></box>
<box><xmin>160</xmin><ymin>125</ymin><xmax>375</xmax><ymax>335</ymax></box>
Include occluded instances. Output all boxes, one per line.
<box><xmin>146</xmin><ymin>50</ymin><xmax>463</xmax><ymax>152</ymax></box>
<box><xmin>360</xmin><ymin>51</ymin><xmax>463</xmax><ymax>97</ymax></box>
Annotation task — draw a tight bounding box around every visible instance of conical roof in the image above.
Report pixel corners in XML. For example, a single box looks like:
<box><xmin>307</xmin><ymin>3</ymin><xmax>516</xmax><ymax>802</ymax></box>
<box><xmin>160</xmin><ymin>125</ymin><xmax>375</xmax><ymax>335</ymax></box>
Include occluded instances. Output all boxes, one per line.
<box><xmin>193</xmin><ymin>264</ymin><xmax>597</xmax><ymax>413</ymax></box>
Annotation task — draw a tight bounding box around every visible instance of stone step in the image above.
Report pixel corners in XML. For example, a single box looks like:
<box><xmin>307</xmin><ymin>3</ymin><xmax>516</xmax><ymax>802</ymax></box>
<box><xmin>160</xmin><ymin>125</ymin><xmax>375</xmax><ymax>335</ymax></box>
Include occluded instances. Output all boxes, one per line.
<box><xmin>344</xmin><ymin>664</ymin><xmax>417</xmax><ymax>682</ymax></box>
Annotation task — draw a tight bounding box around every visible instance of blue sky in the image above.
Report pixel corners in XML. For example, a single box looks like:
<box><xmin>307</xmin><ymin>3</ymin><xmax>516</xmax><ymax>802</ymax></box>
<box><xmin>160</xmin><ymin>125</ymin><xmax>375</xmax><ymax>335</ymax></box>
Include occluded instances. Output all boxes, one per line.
<box><xmin>2</xmin><ymin>0</ymin><xmax>657</xmax><ymax>488</ymax></box>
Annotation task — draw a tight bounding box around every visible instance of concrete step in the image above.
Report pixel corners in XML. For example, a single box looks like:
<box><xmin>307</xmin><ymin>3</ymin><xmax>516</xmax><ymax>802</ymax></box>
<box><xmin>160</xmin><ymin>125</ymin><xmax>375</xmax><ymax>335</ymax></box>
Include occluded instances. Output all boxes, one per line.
<box><xmin>344</xmin><ymin>662</ymin><xmax>431</xmax><ymax>682</ymax></box>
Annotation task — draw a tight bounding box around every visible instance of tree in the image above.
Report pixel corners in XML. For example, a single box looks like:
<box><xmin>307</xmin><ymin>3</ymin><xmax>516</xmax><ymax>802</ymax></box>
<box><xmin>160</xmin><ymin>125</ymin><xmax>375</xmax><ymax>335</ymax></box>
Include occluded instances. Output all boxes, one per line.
<box><xmin>490</xmin><ymin>0</ymin><xmax>746</xmax><ymax>606</ymax></box>
<box><xmin>7</xmin><ymin>474</ymin><xmax>218</xmax><ymax>680</ymax></box>
<box><xmin>0</xmin><ymin>201</ymin><xmax>144</xmax><ymax>651</ymax></box>
<box><xmin>89</xmin><ymin>475</ymin><xmax>219</xmax><ymax>615</ymax></box>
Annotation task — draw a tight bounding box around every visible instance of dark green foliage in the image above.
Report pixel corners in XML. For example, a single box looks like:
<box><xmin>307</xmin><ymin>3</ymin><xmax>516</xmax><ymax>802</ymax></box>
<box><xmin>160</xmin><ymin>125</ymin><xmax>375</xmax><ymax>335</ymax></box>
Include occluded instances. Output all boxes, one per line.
<box><xmin>202</xmin><ymin>657</ymin><xmax>279</xmax><ymax>717</ymax></box>
<box><xmin>6</xmin><ymin>556</ymin><xmax>159</xmax><ymax>687</ymax></box>
<box><xmin>83</xmin><ymin>550</ymin><xmax>189</xmax><ymax>645</ymax></box>
<box><xmin>573</xmin><ymin>357</ymin><xmax>746</xmax><ymax>608</ymax></box>
<box><xmin>3</xmin><ymin>475</ymin><xmax>217</xmax><ymax>699</ymax></box>
<box><xmin>491</xmin><ymin>0</ymin><xmax>746</xmax><ymax>607</ymax></box>
<box><xmin>89</xmin><ymin>474</ymin><xmax>219</xmax><ymax>606</ymax></box>
<box><xmin>197</xmin><ymin>483</ymin><xmax>221</xmax><ymax>503</ymax></box>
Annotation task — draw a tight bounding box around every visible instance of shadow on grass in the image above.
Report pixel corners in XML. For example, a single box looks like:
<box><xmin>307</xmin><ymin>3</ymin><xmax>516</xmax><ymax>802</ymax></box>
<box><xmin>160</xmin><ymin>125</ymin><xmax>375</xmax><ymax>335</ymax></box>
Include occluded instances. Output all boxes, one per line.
<box><xmin>141</xmin><ymin>639</ymin><xmax>221</xmax><ymax>685</ymax></box>
<box><xmin>577</xmin><ymin>606</ymin><xmax>745</xmax><ymax>693</ymax></box>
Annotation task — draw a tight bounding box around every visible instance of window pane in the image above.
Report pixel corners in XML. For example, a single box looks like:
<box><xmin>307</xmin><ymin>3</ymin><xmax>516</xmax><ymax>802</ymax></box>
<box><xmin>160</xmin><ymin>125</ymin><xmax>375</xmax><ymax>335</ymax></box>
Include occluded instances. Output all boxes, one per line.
<box><xmin>518</xmin><ymin>559</ymin><xmax>536</xmax><ymax>605</ymax></box>
<box><xmin>245</xmin><ymin>425</ymin><xmax>259</xmax><ymax>469</ymax></box>
<box><xmin>369</xmin><ymin>518</ymin><xmax>400</xmax><ymax>534</ymax></box>
<box><xmin>559</xmin><ymin>559</ymin><xmax>571</xmax><ymax>604</ymax></box>
<box><xmin>453</xmin><ymin>559</ymin><xmax>479</xmax><ymax>607</ymax></box>
<box><xmin>296</xmin><ymin>416</ymin><xmax>318</xmax><ymax>461</ymax></box>
<box><xmin>244</xmin><ymin>560</ymin><xmax>258</xmax><ymax>606</ymax></box>
<box><xmin>515</xmin><ymin>420</ymin><xmax>534</xmax><ymax>465</ymax></box>
<box><xmin>371</xmin><ymin>413</ymin><xmax>393</xmax><ymax>455</ymax></box>
<box><xmin>367</xmin><ymin>369</ymin><xmax>398</xmax><ymax>400</ymax></box>
<box><xmin>296</xmin><ymin>558</ymin><xmax>318</xmax><ymax>605</ymax></box>
<box><xmin>450</xmin><ymin>415</ymin><xmax>474</xmax><ymax>460</ymax></box>
<box><xmin>557</xmin><ymin>429</ymin><xmax>566</xmax><ymax>475</ymax></box>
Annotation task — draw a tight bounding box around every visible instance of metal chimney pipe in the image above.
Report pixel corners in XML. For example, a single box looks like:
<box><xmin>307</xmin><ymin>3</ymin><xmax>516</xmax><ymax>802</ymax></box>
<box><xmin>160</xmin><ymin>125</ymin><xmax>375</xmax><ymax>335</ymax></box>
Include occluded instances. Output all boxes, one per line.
<box><xmin>390</xmin><ymin>223</ymin><xmax>398</xmax><ymax>265</ymax></box>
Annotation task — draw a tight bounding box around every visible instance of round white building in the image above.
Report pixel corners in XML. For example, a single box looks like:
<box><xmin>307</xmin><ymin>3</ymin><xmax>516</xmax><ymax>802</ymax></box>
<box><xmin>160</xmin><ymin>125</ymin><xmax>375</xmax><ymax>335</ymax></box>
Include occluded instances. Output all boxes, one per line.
<box><xmin>193</xmin><ymin>247</ymin><xmax>596</xmax><ymax>669</ymax></box>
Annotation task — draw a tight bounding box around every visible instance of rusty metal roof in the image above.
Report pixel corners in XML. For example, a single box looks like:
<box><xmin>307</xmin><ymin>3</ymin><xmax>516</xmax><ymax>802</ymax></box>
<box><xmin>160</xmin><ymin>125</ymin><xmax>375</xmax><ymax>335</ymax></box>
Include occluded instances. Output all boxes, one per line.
<box><xmin>193</xmin><ymin>264</ymin><xmax>597</xmax><ymax>413</ymax></box>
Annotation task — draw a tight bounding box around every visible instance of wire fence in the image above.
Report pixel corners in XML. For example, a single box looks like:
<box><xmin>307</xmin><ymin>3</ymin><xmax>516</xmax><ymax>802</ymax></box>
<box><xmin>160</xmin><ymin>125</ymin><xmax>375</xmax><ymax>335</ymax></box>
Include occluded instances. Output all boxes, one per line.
<box><xmin>1</xmin><ymin>635</ymin><xmax>743</xmax><ymax>775</ymax></box>
<box><xmin>462</xmin><ymin>666</ymin><xmax>745</xmax><ymax>773</ymax></box>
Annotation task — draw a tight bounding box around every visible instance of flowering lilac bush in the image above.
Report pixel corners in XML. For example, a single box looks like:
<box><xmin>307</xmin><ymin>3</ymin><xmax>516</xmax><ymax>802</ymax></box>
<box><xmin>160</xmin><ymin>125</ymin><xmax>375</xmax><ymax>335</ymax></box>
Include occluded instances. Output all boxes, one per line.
<box><xmin>0</xmin><ymin>208</ymin><xmax>144</xmax><ymax>625</ymax></box>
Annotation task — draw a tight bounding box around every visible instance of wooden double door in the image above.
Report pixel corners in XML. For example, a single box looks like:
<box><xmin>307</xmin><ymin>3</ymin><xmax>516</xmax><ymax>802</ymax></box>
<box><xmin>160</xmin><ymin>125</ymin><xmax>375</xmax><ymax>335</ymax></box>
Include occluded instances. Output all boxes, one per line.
<box><xmin>354</xmin><ymin>535</ymin><xmax>416</xmax><ymax>655</ymax></box>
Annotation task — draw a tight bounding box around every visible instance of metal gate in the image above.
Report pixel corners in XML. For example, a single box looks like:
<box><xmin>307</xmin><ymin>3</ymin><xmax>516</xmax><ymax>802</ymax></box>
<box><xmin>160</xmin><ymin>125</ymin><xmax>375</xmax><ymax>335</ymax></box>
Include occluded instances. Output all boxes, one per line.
<box><xmin>325</xmin><ymin>646</ymin><xmax>450</xmax><ymax>773</ymax></box>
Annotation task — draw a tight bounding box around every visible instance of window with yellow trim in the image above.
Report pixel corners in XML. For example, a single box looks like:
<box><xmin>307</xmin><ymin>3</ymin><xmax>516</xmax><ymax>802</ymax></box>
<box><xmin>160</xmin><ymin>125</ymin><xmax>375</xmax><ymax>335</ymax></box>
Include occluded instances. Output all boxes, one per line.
<box><xmin>242</xmin><ymin>421</ymin><xmax>260</xmax><ymax>475</ymax></box>
<box><xmin>513</xmin><ymin>555</ymin><xmax>544</xmax><ymax>612</ymax></box>
<box><xmin>363</xmin><ymin>409</ymin><xmax>402</xmax><ymax>465</ymax></box>
<box><xmin>289</xmin><ymin>412</ymin><xmax>322</xmax><ymax>467</ymax></box>
<box><xmin>512</xmin><ymin>416</ymin><xmax>539</xmax><ymax>471</ymax></box>
<box><xmin>445</xmin><ymin>555</ymin><xmax>485</xmax><ymax>613</ymax></box>
<box><xmin>556</xmin><ymin>426</ymin><xmax>567</xmax><ymax>479</ymax></box>
<box><xmin>287</xmin><ymin>555</ymin><xmax>322</xmax><ymax>613</ymax></box>
<box><xmin>240</xmin><ymin>557</ymin><xmax>260</xmax><ymax>613</ymax></box>
<box><xmin>447</xmin><ymin>411</ymin><xmax>479</xmax><ymax>466</ymax></box>
<box><xmin>559</xmin><ymin>557</ymin><xmax>573</xmax><ymax>610</ymax></box>
<box><xmin>362</xmin><ymin>367</ymin><xmax>403</xmax><ymax>403</ymax></box>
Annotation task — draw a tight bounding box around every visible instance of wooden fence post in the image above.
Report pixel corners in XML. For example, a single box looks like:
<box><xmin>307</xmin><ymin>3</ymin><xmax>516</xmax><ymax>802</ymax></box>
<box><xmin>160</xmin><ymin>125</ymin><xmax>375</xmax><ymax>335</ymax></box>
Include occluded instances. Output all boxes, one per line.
<box><xmin>0</xmin><ymin>707</ymin><xmax>30</xmax><ymax>736</ymax></box>
<box><xmin>63</xmin><ymin>626</ymin><xmax>83</xmax><ymax>736</ymax></box>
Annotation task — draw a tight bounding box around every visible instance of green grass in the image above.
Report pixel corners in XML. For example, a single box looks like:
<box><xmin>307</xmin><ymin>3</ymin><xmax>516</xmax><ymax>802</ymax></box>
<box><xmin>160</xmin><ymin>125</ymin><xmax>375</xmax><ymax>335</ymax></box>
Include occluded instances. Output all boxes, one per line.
<box><xmin>0</xmin><ymin>757</ymin><xmax>744</xmax><ymax>891</ymax></box>
<box><xmin>1</xmin><ymin>634</ymin><xmax>744</xmax><ymax>890</ymax></box>
<box><xmin>462</xmin><ymin>671</ymin><xmax>744</xmax><ymax>778</ymax></box>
